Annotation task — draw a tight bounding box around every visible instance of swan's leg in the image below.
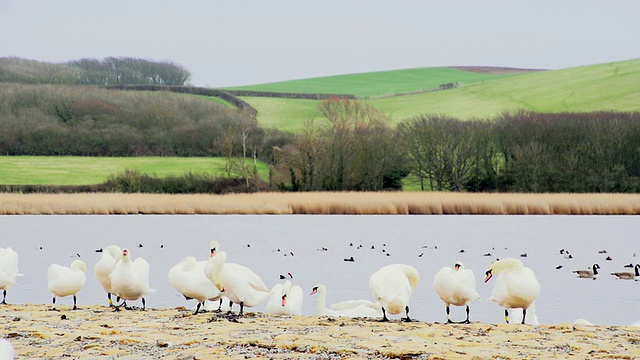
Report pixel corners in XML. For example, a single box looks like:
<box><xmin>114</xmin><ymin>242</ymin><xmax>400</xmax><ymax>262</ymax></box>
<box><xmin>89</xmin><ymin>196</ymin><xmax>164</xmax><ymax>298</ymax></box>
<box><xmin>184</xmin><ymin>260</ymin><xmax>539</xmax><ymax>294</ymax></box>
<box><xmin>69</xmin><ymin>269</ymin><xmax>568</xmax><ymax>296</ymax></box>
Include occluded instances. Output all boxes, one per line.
<box><xmin>107</xmin><ymin>293</ymin><xmax>113</xmax><ymax>307</ymax></box>
<box><xmin>463</xmin><ymin>305</ymin><xmax>470</xmax><ymax>324</ymax></box>
<box><xmin>72</xmin><ymin>295</ymin><xmax>78</xmax><ymax>310</ymax></box>
<box><xmin>379</xmin><ymin>307</ymin><xmax>389</xmax><ymax>322</ymax></box>
<box><xmin>446</xmin><ymin>305</ymin><xmax>453</xmax><ymax>324</ymax></box>
<box><xmin>521</xmin><ymin>309</ymin><xmax>527</xmax><ymax>325</ymax></box>
<box><xmin>504</xmin><ymin>309</ymin><xmax>509</xmax><ymax>324</ymax></box>
<box><xmin>238</xmin><ymin>302</ymin><xmax>244</xmax><ymax>317</ymax></box>
<box><xmin>403</xmin><ymin>305</ymin><xmax>412</xmax><ymax>322</ymax></box>
<box><xmin>216</xmin><ymin>298</ymin><xmax>223</xmax><ymax>312</ymax></box>
<box><xmin>227</xmin><ymin>301</ymin><xmax>234</xmax><ymax>315</ymax></box>
<box><xmin>193</xmin><ymin>302</ymin><xmax>203</xmax><ymax>315</ymax></box>
<box><xmin>1</xmin><ymin>290</ymin><xmax>7</xmax><ymax>305</ymax></box>
<box><xmin>141</xmin><ymin>298</ymin><xmax>146</xmax><ymax>311</ymax></box>
<box><xmin>50</xmin><ymin>297</ymin><xmax>58</xmax><ymax>311</ymax></box>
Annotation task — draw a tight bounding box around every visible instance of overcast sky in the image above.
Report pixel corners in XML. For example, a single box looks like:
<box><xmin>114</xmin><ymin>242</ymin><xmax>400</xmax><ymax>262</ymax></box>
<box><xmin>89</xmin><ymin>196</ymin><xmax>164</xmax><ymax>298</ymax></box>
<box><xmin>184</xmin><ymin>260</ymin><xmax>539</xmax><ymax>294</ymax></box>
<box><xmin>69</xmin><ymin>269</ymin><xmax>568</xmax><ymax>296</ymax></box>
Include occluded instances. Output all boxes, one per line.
<box><xmin>1</xmin><ymin>1</ymin><xmax>639</xmax><ymax>87</ymax></box>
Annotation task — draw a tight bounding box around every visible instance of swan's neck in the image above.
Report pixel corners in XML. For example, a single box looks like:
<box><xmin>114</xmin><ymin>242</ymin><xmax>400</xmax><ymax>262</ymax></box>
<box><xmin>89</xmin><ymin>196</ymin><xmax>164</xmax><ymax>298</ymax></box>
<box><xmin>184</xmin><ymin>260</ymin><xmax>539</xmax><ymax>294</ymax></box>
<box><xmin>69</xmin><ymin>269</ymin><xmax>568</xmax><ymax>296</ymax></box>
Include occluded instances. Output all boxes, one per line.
<box><xmin>316</xmin><ymin>287</ymin><xmax>327</xmax><ymax>315</ymax></box>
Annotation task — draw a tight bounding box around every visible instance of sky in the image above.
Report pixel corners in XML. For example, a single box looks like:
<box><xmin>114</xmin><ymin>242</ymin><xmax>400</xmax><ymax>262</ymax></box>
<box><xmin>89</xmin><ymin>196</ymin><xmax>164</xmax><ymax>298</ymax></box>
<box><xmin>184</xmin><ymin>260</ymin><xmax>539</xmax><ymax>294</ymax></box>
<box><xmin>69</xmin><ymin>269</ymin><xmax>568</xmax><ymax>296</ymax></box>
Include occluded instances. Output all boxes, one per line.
<box><xmin>1</xmin><ymin>1</ymin><xmax>639</xmax><ymax>87</ymax></box>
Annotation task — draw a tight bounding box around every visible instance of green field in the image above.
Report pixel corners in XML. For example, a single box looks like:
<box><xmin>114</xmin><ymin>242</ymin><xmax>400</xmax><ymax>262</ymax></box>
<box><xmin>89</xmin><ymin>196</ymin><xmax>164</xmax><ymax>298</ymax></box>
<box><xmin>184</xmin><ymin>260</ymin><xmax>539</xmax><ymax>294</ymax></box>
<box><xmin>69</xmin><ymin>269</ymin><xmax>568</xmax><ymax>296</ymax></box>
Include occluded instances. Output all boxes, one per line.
<box><xmin>226</xmin><ymin>67</ymin><xmax>522</xmax><ymax>98</ymax></box>
<box><xmin>243</xmin><ymin>59</ymin><xmax>640</xmax><ymax>132</ymax></box>
<box><xmin>0</xmin><ymin>156</ymin><xmax>270</xmax><ymax>185</ymax></box>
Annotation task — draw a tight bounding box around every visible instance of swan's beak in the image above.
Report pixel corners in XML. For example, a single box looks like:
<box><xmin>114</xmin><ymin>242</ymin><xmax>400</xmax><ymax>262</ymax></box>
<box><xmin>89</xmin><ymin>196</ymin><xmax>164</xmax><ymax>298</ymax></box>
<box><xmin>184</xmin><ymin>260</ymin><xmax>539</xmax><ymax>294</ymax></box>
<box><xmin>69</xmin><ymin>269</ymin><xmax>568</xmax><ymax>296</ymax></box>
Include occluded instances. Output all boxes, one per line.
<box><xmin>454</xmin><ymin>264</ymin><xmax>461</xmax><ymax>271</ymax></box>
<box><xmin>210</xmin><ymin>249</ymin><xmax>216</xmax><ymax>258</ymax></box>
<box><xmin>310</xmin><ymin>289</ymin><xmax>318</xmax><ymax>296</ymax></box>
<box><xmin>484</xmin><ymin>270</ymin><xmax>493</xmax><ymax>283</ymax></box>
<box><xmin>281</xmin><ymin>294</ymin><xmax>287</xmax><ymax>306</ymax></box>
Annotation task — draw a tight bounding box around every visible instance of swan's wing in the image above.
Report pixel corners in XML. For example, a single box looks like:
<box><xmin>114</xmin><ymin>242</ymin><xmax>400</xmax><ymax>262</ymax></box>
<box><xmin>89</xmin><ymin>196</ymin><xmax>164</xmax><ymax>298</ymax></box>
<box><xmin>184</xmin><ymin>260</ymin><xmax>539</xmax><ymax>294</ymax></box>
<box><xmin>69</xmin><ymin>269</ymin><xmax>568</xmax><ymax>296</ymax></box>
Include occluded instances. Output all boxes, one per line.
<box><xmin>133</xmin><ymin>257</ymin><xmax>151</xmax><ymax>280</ymax></box>
<box><xmin>247</xmin><ymin>270</ymin><xmax>270</xmax><ymax>292</ymax></box>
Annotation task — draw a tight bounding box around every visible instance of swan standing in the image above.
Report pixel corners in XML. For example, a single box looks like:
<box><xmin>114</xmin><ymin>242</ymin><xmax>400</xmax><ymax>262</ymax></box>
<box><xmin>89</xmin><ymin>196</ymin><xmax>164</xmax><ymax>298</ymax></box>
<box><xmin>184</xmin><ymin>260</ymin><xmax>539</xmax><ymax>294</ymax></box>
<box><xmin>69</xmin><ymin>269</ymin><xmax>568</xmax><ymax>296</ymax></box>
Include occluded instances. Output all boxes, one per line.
<box><xmin>110</xmin><ymin>248</ymin><xmax>151</xmax><ymax>310</ymax></box>
<box><xmin>484</xmin><ymin>258</ymin><xmax>540</xmax><ymax>324</ymax></box>
<box><xmin>168</xmin><ymin>256</ymin><xmax>222</xmax><ymax>314</ymax></box>
<box><xmin>432</xmin><ymin>261</ymin><xmax>480</xmax><ymax>324</ymax></box>
<box><xmin>204</xmin><ymin>251</ymin><xmax>271</xmax><ymax>316</ymax></box>
<box><xmin>265</xmin><ymin>279</ymin><xmax>303</xmax><ymax>315</ymax></box>
<box><xmin>369</xmin><ymin>264</ymin><xmax>420</xmax><ymax>321</ymax></box>
<box><xmin>47</xmin><ymin>259</ymin><xmax>87</xmax><ymax>310</ymax></box>
<box><xmin>0</xmin><ymin>247</ymin><xmax>20</xmax><ymax>305</ymax></box>
<box><xmin>310</xmin><ymin>284</ymin><xmax>382</xmax><ymax>317</ymax></box>
<box><xmin>94</xmin><ymin>245</ymin><xmax>122</xmax><ymax>306</ymax></box>
<box><xmin>573</xmin><ymin>263</ymin><xmax>600</xmax><ymax>279</ymax></box>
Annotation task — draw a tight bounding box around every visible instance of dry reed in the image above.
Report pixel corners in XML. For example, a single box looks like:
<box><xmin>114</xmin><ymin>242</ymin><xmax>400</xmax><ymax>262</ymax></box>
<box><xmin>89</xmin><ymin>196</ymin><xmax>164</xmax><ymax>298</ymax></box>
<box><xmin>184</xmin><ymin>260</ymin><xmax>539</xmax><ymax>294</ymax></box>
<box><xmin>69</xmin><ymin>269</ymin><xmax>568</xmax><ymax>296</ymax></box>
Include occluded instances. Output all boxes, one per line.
<box><xmin>0</xmin><ymin>192</ymin><xmax>639</xmax><ymax>215</ymax></box>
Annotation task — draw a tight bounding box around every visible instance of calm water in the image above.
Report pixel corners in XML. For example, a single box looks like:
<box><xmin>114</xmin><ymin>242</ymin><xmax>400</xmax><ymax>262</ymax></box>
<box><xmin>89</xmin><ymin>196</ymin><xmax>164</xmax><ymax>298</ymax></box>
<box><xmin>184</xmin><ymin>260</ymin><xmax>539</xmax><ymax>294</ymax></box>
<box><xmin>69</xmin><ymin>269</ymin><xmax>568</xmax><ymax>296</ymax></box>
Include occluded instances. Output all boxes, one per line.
<box><xmin>1</xmin><ymin>215</ymin><xmax>639</xmax><ymax>326</ymax></box>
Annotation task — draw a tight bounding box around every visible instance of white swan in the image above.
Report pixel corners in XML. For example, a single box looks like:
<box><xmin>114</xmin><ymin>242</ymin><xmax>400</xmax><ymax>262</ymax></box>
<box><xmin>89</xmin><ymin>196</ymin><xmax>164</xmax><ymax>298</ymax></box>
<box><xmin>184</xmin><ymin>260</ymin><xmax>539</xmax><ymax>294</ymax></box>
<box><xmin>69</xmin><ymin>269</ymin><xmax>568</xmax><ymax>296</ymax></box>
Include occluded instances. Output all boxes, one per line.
<box><xmin>573</xmin><ymin>263</ymin><xmax>600</xmax><ymax>279</ymax></box>
<box><xmin>432</xmin><ymin>261</ymin><xmax>480</xmax><ymax>324</ymax></box>
<box><xmin>369</xmin><ymin>264</ymin><xmax>420</xmax><ymax>321</ymax></box>
<box><xmin>204</xmin><ymin>251</ymin><xmax>271</xmax><ymax>316</ymax></box>
<box><xmin>0</xmin><ymin>338</ymin><xmax>14</xmax><ymax>360</ymax></box>
<box><xmin>0</xmin><ymin>247</ymin><xmax>20</xmax><ymax>305</ymax></box>
<box><xmin>310</xmin><ymin>284</ymin><xmax>382</xmax><ymax>317</ymax></box>
<box><xmin>94</xmin><ymin>245</ymin><xmax>122</xmax><ymax>306</ymax></box>
<box><xmin>484</xmin><ymin>258</ymin><xmax>540</xmax><ymax>324</ymax></box>
<box><xmin>265</xmin><ymin>279</ymin><xmax>303</xmax><ymax>315</ymax></box>
<box><xmin>110</xmin><ymin>248</ymin><xmax>151</xmax><ymax>310</ymax></box>
<box><xmin>168</xmin><ymin>256</ymin><xmax>222</xmax><ymax>314</ymax></box>
<box><xmin>47</xmin><ymin>259</ymin><xmax>87</xmax><ymax>310</ymax></box>
<box><xmin>611</xmin><ymin>264</ymin><xmax>640</xmax><ymax>280</ymax></box>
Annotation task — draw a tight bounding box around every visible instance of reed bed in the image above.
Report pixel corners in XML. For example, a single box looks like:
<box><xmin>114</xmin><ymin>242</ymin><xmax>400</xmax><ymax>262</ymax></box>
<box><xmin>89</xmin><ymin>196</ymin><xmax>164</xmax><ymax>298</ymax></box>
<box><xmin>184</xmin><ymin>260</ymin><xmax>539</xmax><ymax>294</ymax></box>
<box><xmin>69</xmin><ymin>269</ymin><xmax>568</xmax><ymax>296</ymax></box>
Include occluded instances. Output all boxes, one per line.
<box><xmin>0</xmin><ymin>192</ymin><xmax>639</xmax><ymax>215</ymax></box>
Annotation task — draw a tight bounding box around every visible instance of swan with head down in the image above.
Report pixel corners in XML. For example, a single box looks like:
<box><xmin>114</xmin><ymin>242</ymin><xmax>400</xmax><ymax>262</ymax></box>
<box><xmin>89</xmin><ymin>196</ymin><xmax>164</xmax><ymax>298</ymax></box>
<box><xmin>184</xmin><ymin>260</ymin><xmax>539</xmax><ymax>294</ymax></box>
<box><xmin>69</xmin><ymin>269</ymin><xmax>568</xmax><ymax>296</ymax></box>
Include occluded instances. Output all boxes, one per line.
<box><xmin>0</xmin><ymin>247</ymin><xmax>20</xmax><ymax>305</ymax></box>
<box><xmin>47</xmin><ymin>259</ymin><xmax>87</xmax><ymax>310</ymax></box>
<box><xmin>266</xmin><ymin>277</ymin><xmax>303</xmax><ymax>316</ymax></box>
<box><xmin>369</xmin><ymin>264</ymin><xmax>420</xmax><ymax>322</ymax></box>
<box><xmin>432</xmin><ymin>261</ymin><xmax>480</xmax><ymax>324</ymax></box>
<box><xmin>204</xmin><ymin>251</ymin><xmax>271</xmax><ymax>316</ymax></box>
<box><xmin>485</xmin><ymin>258</ymin><xmax>540</xmax><ymax>324</ymax></box>
<box><xmin>168</xmin><ymin>241</ymin><xmax>223</xmax><ymax>314</ymax></box>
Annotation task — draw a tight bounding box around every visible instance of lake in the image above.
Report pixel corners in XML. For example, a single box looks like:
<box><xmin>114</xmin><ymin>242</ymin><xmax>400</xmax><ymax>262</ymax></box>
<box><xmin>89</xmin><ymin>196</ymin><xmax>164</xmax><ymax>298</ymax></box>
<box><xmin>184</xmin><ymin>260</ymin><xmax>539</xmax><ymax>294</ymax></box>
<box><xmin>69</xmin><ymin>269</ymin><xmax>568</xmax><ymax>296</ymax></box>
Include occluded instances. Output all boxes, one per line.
<box><xmin>1</xmin><ymin>215</ymin><xmax>638</xmax><ymax>326</ymax></box>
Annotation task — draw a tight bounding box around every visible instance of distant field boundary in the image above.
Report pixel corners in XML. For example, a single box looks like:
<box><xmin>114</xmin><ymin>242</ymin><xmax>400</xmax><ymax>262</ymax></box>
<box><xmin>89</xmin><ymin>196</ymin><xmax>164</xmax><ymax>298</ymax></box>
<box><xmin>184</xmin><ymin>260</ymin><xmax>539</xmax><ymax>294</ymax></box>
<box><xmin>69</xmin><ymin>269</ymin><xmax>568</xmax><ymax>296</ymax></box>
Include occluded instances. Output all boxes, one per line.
<box><xmin>0</xmin><ymin>192</ymin><xmax>638</xmax><ymax>215</ymax></box>
<box><xmin>104</xmin><ymin>84</ymin><xmax>258</xmax><ymax>117</ymax></box>
<box><xmin>224</xmin><ymin>90</ymin><xmax>356</xmax><ymax>100</ymax></box>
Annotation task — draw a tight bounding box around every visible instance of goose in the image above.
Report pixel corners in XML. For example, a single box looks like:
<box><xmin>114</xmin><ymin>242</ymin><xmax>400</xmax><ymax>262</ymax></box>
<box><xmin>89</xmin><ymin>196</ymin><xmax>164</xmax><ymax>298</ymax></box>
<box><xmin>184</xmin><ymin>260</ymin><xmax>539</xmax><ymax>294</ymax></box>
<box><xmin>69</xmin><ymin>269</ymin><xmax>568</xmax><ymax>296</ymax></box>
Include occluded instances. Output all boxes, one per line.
<box><xmin>265</xmin><ymin>279</ymin><xmax>303</xmax><ymax>315</ymax></box>
<box><xmin>611</xmin><ymin>264</ymin><xmax>640</xmax><ymax>280</ymax></box>
<box><xmin>0</xmin><ymin>247</ymin><xmax>20</xmax><ymax>305</ymax></box>
<box><xmin>572</xmin><ymin>263</ymin><xmax>600</xmax><ymax>279</ymax></box>
<box><xmin>484</xmin><ymin>258</ymin><xmax>540</xmax><ymax>325</ymax></box>
<box><xmin>204</xmin><ymin>251</ymin><xmax>271</xmax><ymax>316</ymax></box>
<box><xmin>310</xmin><ymin>284</ymin><xmax>382</xmax><ymax>317</ymax></box>
<box><xmin>369</xmin><ymin>264</ymin><xmax>419</xmax><ymax>322</ymax></box>
<box><xmin>0</xmin><ymin>338</ymin><xmax>13</xmax><ymax>360</ymax></box>
<box><xmin>93</xmin><ymin>245</ymin><xmax>123</xmax><ymax>306</ymax></box>
<box><xmin>168</xmin><ymin>256</ymin><xmax>222</xmax><ymax>315</ymax></box>
<box><xmin>432</xmin><ymin>261</ymin><xmax>480</xmax><ymax>324</ymax></box>
<box><xmin>110</xmin><ymin>248</ymin><xmax>151</xmax><ymax>310</ymax></box>
<box><xmin>47</xmin><ymin>259</ymin><xmax>87</xmax><ymax>310</ymax></box>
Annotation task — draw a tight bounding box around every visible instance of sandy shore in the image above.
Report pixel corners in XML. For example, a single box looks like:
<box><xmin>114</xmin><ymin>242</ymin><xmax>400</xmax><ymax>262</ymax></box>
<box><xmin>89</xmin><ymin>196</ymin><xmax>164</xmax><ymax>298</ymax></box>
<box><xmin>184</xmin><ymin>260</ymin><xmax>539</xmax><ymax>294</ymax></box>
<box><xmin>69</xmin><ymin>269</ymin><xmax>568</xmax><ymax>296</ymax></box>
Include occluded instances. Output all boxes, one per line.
<box><xmin>1</xmin><ymin>304</ymin><xmax>640</xmax><ymax>359</ymax></box>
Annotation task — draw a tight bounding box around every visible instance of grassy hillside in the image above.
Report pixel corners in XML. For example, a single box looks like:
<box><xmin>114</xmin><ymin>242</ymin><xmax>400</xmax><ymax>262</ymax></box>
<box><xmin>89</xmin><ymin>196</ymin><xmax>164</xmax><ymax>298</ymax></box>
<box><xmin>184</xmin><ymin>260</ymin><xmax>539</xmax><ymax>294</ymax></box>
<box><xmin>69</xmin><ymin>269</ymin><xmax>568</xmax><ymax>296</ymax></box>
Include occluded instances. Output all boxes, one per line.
<box><xmin>226</xmin><ymin>67</ymin><xmax>527</xmax><ymax>98</ymax></box>
<box><xmin>243</xmin><ymin>59</ymin><xmax>640</xmax><ymax>132</ymax></box>
<box><xmin>0</xmin><ymin>156</ymin><xmax>270</xmax><ymax>185</ymax></box>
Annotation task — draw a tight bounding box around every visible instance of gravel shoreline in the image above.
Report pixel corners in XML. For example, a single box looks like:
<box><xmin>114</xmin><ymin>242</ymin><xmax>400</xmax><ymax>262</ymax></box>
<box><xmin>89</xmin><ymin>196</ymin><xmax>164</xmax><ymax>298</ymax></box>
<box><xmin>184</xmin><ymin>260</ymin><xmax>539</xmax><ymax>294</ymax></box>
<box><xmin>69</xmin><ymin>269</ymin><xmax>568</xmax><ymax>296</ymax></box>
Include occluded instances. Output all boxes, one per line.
<box><xmin>2</xmin><ymin>304</ymin><xmax>640</xmax><ymax>359</ymax></box>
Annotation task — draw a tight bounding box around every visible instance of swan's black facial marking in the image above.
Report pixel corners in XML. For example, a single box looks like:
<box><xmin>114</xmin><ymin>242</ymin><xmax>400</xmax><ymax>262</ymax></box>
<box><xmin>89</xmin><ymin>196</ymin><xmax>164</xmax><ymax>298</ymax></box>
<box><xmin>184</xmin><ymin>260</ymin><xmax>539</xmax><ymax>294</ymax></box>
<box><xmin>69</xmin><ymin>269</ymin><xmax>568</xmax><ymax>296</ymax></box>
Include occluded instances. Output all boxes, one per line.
<box><xmin>484</xmin><ymin>269</ymin><xmax>493</xmax><ymax>283</ymax></box>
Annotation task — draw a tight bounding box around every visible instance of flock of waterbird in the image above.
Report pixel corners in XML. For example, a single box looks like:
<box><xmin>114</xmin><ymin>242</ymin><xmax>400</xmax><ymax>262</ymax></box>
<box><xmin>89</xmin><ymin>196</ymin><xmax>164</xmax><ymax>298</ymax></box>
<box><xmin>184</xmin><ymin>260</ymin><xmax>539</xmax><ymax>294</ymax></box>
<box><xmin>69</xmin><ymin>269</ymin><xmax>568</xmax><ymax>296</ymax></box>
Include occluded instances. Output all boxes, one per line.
<box><xmin>0</xmin><ymin>242</ymin><xmax>637</xmax><ymax>329</ymax></box>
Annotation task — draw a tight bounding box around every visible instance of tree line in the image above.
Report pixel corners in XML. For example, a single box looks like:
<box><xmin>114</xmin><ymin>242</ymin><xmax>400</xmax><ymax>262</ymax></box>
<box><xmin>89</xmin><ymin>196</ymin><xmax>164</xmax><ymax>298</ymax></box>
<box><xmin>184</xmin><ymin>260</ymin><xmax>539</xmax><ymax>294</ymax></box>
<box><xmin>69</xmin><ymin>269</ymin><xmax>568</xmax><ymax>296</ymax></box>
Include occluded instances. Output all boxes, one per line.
<box><xmin>1</xmin><ymin>80</ymin><xmax>639</xmax><ymax>193</ymax></box>
<box><xmin>0</xmin><ymin>57</ymin><xmax>191</xmax><ymax>86</ymax></box>
<box><xmin>275</xmin><ymin>100</ymin><xmax>640</xmax><ymax>193</ymax></box>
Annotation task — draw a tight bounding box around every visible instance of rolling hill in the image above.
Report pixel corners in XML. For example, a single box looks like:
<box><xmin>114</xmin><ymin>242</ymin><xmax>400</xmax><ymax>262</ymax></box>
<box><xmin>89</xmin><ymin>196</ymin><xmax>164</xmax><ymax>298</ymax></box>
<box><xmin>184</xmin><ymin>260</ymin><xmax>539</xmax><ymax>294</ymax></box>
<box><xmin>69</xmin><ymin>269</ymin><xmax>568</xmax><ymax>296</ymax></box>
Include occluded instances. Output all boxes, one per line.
<box><xmin>232</xmin><ymin>59</ymin><xmax>640</xmax><ymax>132</ymax></box>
